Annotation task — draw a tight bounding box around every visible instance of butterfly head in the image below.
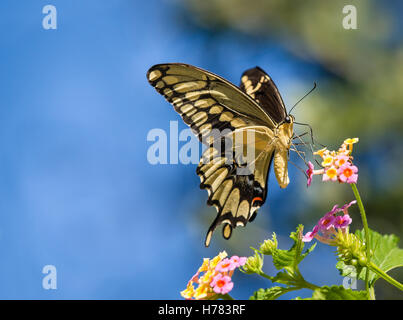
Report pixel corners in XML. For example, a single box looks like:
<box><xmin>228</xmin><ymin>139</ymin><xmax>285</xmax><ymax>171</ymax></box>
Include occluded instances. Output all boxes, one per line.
<box><xmin>277</xmin><ymin>115</ymin><xmax>294</xmax><ymax>149</ymax></box>
<box><xmin>284</xmin><ymin>114</ymin><xmax>294</xmax><ymax>124</ymax></box>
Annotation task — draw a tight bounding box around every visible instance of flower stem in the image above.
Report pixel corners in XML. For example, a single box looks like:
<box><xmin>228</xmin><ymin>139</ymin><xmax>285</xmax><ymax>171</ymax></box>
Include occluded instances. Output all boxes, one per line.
<box><xmin>300</xmin><ymin>279</ymin><xmax>321</xmax><ymax>291</ymax></box>
<box><xmin>351</xmin><ymin>183</ymin><xmax>371</xmax><ymax>295</ymax></box>
<box><xmin>368</xmin><ymin>262</ymin><xmax>403</xmax><ymax>291</ymax></box>
<box><xmin>258</xmin><ymin>271</ymin><xmax>273</xmax><ymax>281</ymax></box>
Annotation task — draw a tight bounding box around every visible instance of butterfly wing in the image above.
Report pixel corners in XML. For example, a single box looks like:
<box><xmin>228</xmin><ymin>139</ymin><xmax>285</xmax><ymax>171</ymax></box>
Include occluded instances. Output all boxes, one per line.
<box><xmin>240</xmin><ymin>67</ymin><xmax>287</xmax><ymax>124</ymax></box>
<box><xmin>197</xmin><ymin>126</ymin><xmax>275</xmax><ymax>246</ymax></box>
<box><xmin>147</xmin><ymin>63</ymin><xmax>276</xmax><ymax>142</ymax></box>
<box><xmin>147</xmin><ymin>63</ymin><xmax>280</xmax><ymax>246</ymax></box>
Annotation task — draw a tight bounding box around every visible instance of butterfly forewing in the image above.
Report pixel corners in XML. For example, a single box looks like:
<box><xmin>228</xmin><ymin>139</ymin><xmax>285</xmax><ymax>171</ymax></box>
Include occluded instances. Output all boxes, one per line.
<box><xmin>147</xmin><ymin>64</ymin><xmax>275</xmax><ymax>140</ymax></box>
<box><xmin>240</xmin><ymin>67</ymin><xmax>287</xmax><ymax>124</ymax></box>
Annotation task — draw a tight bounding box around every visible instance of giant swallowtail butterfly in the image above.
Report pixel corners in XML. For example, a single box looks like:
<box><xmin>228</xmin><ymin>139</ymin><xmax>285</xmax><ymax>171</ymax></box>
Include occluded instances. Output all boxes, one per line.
<box><xmin>147</xmin><ymin>63</ymin><xmax>295</xmax><ymax>247</ymax></box>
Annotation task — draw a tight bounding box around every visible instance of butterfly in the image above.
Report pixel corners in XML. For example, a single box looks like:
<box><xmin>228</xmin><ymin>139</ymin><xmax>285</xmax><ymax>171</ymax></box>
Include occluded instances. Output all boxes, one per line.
<box><xmin>147</xmin><ymin>63</ymin><xmax>296</xmax><ymax>247</ymax></box>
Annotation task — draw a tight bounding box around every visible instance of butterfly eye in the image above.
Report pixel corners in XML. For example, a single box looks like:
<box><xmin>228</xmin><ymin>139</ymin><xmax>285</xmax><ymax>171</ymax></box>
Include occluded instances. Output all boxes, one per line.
<box><xmin>285</xmin><ymin>116</ymin><xmax>291</xmax><ymax>123</ymax></box>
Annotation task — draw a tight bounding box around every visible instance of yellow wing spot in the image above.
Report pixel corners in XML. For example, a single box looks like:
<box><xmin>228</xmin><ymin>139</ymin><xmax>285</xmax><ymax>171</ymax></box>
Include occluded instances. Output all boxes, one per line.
<box><xmin>203</xmin><ymin>135</ymin><xmax>215</xmax><ymax>145</ymax></box>
<box><xmin>223</xmin><ymin>224</ymin><xmax>232</xmax><ymax>239</ymax></box>
<box><xmin>222</xmin><ymin>188</ymin><xmax>240</xmax><ymax>216</ymax></box>
<box><xmin>185</xmin><ymin>91</ymin><xmax>201</xmax><ymax>101</ymax></box>
<box><xmin>231</xmin><ymin>118</ymin><xmax>246</xmax><ymax>128</ymax></box>
<box><xmin>148</xmin><ymin>70</ymin><xmax>162</xmax><ymax>81</ymax></box>
<box><xmin>236</xmin><ymin>200</ymin><xmax>250</xmax><ymax>221</ymax></box>
<box><xmin>173</xmin><ymin>81</ymin><xmax>206</xmax><ymax>93</ymax></box>
<box><xmin>201</xmin><ymin>147</ymin><xmax>218</xmax><ymax>163</ymax></box>
<box><xmin>212</xmin><ymin>179</ymin><xmax>233</xmax><ymax>206</ymax></box>
<box><xmin>163</xmin><ymin>76</ymin><xmax>179</xmax><ymax>85</ymax></box>
<box><xmin>191</xmin><ymin>112</ymin><xmax>208</xmax><ymax>126</ymax></box>
<box><xmin>180</xmin><ymin>104</ymin><xmax>197</xmax><ymax>116</ymax></box>
<box><xmin>204</xmin><ymin>167</ymin><xmax>228</xmax><ymax>192</ymax></box>
<box><xmin>163</xmin><ymin>88</ymin><xmax>173</xmax><ymax>97</ymax></box>
<box><xmin>155</xmin><ymin>81</ymin><xmax>165</xmax><ymax>89</ymax></box>
<box><xmin>202</xmin><ymin>157</ymin><xmax>226</xmax><ymax>178</ymax></box>
<box><xmin>219</xmin><ymin>112</ymin><xmax>234</xmax><ymax>122</ymax></box>
<box><xmin>171</xmin><ymin>97</ymin><xmax>183</xmax><ymax>106</ymax></box>
<box><xmin>199</xmin><ymin>123</ymin><xmax>212</xmax><ymax>137</ymax></box>
<box><xmin>195</xmin><ymin>98</ymin><xmax>215</xmax><ymax>109</ymax></box>
<box><xmin>205</xmin><ymin>231</ymin><xmax>213</xmax><ymax>247</ymax></box>
<box><xmin>209</xmin><ymin>105</ymin><xmax>223</xmax><ymax>114</ymax></box>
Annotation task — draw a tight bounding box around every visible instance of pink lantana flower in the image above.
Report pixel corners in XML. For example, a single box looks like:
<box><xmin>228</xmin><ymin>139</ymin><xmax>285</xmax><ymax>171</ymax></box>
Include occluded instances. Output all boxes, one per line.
<box><xmin>307</xmin><ymin>138</ymin><xmax>359</xmax><ymax>186</ymax></box>
<box><xmin>324</xmin><ymin>205</ymin><xmax>341</xmax><ymax>217</ymax></box>
<box><xmin>318</xmin><ymin>214</ymin><xmax>336</xmax><ymax>230</ymax></box>
<box><xmin>229</xmin><ymin>256</ymin><xmax>247</xmax><ymax>268</ymax></box>
<box><xmin>210</xmin><ymin>274</ymin><xmax>234</xmax><ymax>294</ymax></box>
<box><xmin>306</xmin><ymin>161</ymin><xmax>314</xmax><ymax>186</ymax></box>
<box><xmin>306</xmin><ymin>161</ymin><xmax>324</xmax><ymax>187</ymax></box>
<box><xmin>215</xmin><ymin>258</ymin><xmax>237</xmax><ymax>272</ymax></box>
<box><xmin>340</xmin><ymin>200</ymin><xmax>357</xmax><ymax>213</ymax></box>
<box><xmin>302</xmin><ymin>225</ymin><xmax>319</xmax><ymax>242</ymax></box>
<box><xmin>338</xmin><ymin>164</ymin><xmax>358</xmax><ymax>184</ymax></box>
<box><xmin>335</xmin><ymin>154</ymin><xmax>349</xmax><ymax>167</ymax></box>
<box><xmin>333</xmin><ymin>214</ymin><xmax>352</xmax><ymax>229</ymax></box>
<box><xmin>323</xmin><ymin>167</ymin><xmax>338</xmax><ymax>182</ymax></box>
<box><xmin>302</xmin><ymin>201</ymin><xmax>356</xmax><ymax>244</ymax></box>
<box><xmin>321</xmin><ymin>155</ymin><xmax>334</xmax><ymax>167</ymax></box>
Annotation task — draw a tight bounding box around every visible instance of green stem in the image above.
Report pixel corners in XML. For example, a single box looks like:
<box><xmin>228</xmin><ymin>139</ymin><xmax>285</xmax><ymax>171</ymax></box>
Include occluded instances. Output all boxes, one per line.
<box><xmin>300</xmin><ymin>279</ymin><xmax>321</xmax><ymax>291</ymax></box>
<box><xmin>368</xmin><ymin>262</ymin><xmax>403</xmax><ymax>291</ymax></box>
<box><xmin>259</xmin><ymin>270</ymin><xmax>320</xmax><ymax>291</ymax></box>
<box><xmin>220</xmin><ymin>293</ymin><xmax>235</xmax><ymax>300</ymax></box>
<box><xmin>351</xmin><ymin>183</ymin><xmax>371</xmax><ymax>296</ymax></box>
<box><xmin>369</xmin><ymin>287</ymin><xmax>375</xmax><ymax>300</ymax></box>
<box><xmin>258</xmin><ymin>271</ymin><xmax>273</xmax><ymax>281</ymax></box>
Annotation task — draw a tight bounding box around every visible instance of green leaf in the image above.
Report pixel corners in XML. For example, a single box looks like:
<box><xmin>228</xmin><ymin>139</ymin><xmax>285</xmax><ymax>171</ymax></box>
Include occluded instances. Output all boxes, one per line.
<box><xmin>271</xmin><ymin>271</ymin><xmax>298</xmax><ymax>286</ymax></box>
<box><xmin>298</xmin><ymin>285</ymin><xmax>368</xmax><ymax>300</ymax></box>
<box><xmin>271</xmin><ymin>225</ymin><xmax>316</xmax><ymax>272</ymax></box>
<box><xmin>337</xmin><ymin>229</ymin><xmax>403</xmax><ymax>285</ymax></box>
<box><xmin>250</xmin><ymin>286</ymin><xmax>296</xmax><ymax>300</ymax></box>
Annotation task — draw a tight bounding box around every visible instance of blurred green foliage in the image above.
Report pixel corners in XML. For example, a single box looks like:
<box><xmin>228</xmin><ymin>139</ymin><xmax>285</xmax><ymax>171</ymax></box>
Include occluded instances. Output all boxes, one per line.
<box><xmin>179</xmin><ymin>0</ymin><xmax>403</xmax><ymax>299</ymax></box>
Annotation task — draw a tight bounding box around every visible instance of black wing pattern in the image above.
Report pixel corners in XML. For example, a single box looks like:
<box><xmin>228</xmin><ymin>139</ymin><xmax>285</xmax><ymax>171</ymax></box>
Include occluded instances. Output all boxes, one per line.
<box><xmin>147</xmin><ymin>63</ymin><xmax>280</xmax><ymax>246</ymax></box>
<box><xmin>240</xmin><ymin>67</ymin><xmax>287</xmax><ymax>124</ymax></box>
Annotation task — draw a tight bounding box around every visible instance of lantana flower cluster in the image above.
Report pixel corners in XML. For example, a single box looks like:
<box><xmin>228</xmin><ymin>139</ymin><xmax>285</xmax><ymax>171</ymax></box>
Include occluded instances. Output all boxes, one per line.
<box><xmin>180</xmin><ymin>251</ymin><xmax>246</xmax><ymax>300</ymax></box>
<box><xmin>306</xmin><ymin>138</ymin><xmax>359</xmax><ymax>186</ymax></box>
<box><xmin>302</xmin><ymin>200</ymin><xmax>356</xmax><ymax>245</ymax></box>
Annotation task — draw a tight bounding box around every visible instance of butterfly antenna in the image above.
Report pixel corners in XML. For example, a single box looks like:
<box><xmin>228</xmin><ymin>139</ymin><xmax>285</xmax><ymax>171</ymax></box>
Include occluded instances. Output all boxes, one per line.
<box><xmin>288</xmin><ymin>82</ymin><xmax>317</xmax><ymax>115</ymax></box>
<box><xmin>292</xmin><ymin>136</ymin><xmax>323</xmax><ymax>168</ymax></box>
<box><xmin>288</xmin><ymin>158</ymin><xmax>309</xmax><ymax>179</ymax></box>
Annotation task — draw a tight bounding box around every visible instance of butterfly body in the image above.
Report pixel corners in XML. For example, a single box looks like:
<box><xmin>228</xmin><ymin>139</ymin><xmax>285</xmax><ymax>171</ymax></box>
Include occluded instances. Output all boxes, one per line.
<box><xmin>147</xmin><ymin>63</ymin><xmax>294</xmax><ymax>246</ymax></box>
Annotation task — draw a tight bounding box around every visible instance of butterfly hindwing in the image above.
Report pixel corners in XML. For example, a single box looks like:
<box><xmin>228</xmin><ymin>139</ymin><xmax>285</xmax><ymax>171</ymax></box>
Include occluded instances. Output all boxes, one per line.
<box><xmin>197</xmin><ymin>127</ymin><xmax>276</xmax><ymax>246</ymax></box>
<box><xmin>240</xmin><ymin>67</ymin><xmax>287</xmax><ymax>124</ymax></box>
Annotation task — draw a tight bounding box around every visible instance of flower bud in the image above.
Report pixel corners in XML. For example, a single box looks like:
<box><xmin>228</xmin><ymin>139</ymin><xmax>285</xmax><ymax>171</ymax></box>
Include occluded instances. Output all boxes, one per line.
<box><xmin>358</xmin><ymin>255</ymin><xmax>367</xmax><ymax>267</ymax></box>
<box><xmin>350</xmin><ymin>259</ymin><xmax>358</xmax><ymax>266</ymax></box>
<box><xmin>241</xmin><ymin>251</ymin><xmax>263</xmax><ymax>274</ymax></box>
<box><xmin>260</xmin><ymin>233</ymin><xmax>278</xmax><ymax>255</ymax></box>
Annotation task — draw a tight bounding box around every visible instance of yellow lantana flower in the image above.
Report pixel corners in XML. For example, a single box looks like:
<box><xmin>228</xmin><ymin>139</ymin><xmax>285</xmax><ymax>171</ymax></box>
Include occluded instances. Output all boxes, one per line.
<box><xmin>313</xmin><ymin>147</ymin><xmax>328</xmax><ymax>158</ymax></box>
<box><xmin>321</xmin><ymin>155</ymin><xmax>334</xmax><ymax>167</ymax></box>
